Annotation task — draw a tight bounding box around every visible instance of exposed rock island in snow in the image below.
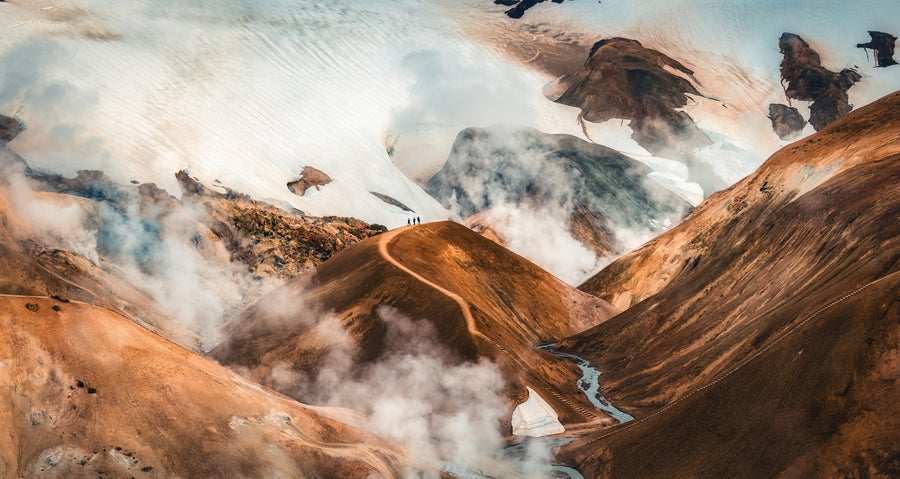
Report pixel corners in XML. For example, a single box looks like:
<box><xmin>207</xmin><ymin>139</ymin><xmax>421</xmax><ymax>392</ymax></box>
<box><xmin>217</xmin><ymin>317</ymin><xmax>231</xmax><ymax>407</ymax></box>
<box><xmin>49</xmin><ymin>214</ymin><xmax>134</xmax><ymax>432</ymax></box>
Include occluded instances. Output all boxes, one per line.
<box><xmin>511</xmin><ymin>387</ymin><xmax>565</xmax><ymax>437</ymax></box>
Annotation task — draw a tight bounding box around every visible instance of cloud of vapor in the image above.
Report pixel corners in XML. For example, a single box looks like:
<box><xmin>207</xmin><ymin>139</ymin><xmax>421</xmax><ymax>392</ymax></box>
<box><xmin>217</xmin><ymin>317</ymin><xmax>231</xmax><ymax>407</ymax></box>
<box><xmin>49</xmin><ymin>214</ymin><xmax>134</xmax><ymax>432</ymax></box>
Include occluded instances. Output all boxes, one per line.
<box><xmin>98</xmin><ymin>198</ymin><xmax>253</xmax><ymax>349</ymax></box>
<box><xmin>238</xmin><ymin>301</ymin><xmax>559</xmax><ymax>478</ymax></box>
<box><xmin>0</xmin><ymin>38</ymin><xmax>112</xmax><ymax>177</ymax></box>
<box><xmin>473</xmin><ymin>202</ymin><xmax>606</xmax><ymax>285</ymax></box>
<box><xmin>1</xmin><ymin>159</ymin><xmax>99</xmax><ymax>262</ymax></box>
<box><xmin>0</xmin><ymin>156</ymin><xmax>268</xmax><ymax>350</ymax></box>
<box><xmin>427</xmin><ymin>126</ymin><xmax>690</xmax><ymax>284</ymax></box>
<box><xmin>0</xmin><ymin>23</ymin><xmax>272</xmax><ymax>349</ymax></box>
<box><xmin>393</xmin><ymin>50</ymin><xmax>536</xmax><ymax>131</ymax></box>
<box><xmin>388</xmin><ymin>49</ymin><xmax>540</xmax><ymax>183</ymax></box>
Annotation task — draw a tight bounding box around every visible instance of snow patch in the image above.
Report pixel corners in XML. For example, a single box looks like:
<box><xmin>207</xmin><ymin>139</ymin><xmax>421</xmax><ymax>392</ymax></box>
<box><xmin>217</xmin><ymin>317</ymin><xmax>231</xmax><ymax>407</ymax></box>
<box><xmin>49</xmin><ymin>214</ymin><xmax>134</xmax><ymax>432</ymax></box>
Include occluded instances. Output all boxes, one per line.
<box><xmin>511</xmin><ymin>387</ymin><xmax>565</xmax><ymax>437</ymax></box>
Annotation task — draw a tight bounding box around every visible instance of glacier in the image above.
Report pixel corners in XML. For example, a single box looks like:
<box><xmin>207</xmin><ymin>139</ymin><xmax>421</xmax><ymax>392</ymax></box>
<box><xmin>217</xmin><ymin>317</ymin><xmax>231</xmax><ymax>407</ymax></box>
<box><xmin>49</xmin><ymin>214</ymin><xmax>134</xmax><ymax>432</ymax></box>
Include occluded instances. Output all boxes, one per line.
<box><xmin>1</xmin><ymin>0</ymin><xmax>897</xmax><ymax>284</ymax></box>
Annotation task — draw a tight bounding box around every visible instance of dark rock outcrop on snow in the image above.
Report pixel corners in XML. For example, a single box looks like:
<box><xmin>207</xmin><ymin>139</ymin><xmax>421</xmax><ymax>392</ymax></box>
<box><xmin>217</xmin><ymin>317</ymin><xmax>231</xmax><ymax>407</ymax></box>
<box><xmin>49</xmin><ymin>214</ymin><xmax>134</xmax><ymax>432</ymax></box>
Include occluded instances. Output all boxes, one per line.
<box><xmin>494</xmin><ymin>0</ymin><xmax>569</xmax><ymax>19</ymax></box>
<box><xmin>553</xmin><ymin>37</ymin><xmax>711</xmax><ymax>158</ymax></box>
<box><xmin>34</xmin><ymin>169</ymin><xmax>133</xmax><ymax>208</ymax></box>
<box><xmin>767</xmin><ymin>103</ymin><xmax>806</xmax><ymax>140</ymax></box>
<box><xmin>286</xmin><ymin>166</ymin><xmax>332</xmax><ymax>196</ymax></box>
<box><xmin>856</xmin><ymin>31</ymin><xmax>898</xmax><ymax>67</ymax></box>
<box><xmin>0</xmin><ymin>115</ymin><xmax>23</xmax><ymax>144</ymax></box>
<box><xmin>779</xmin><ymin>33</ymin><xmax>861</xmax><ymax>131</ymax></box>
<box><xmin>370</xmin><ymin>192</ymin><xmax>414</xmax><ymax>212</ymax></box>
<box><xmin>426</xmin><ymin>126</ymin><xmax>692</xmax><ymax>256</ymax></box>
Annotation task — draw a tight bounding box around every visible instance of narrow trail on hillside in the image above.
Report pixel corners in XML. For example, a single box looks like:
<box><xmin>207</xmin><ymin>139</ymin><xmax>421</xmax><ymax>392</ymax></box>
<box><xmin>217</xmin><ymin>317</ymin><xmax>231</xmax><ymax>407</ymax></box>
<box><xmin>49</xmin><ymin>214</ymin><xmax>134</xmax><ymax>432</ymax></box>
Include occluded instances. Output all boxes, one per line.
<box><xmin>377</xmin><ymin>227</ymin><xmax>485</xmax><ymax>344</ymax></box>
<box><xmin>577</xmin><ymin>269</ymin><xmax>900</xmax><ymax>445</ymax></box>
<box><xmin>377</xmin><ymin>227</ymin><xmax>599</xmax><ymax>423</ymax></box>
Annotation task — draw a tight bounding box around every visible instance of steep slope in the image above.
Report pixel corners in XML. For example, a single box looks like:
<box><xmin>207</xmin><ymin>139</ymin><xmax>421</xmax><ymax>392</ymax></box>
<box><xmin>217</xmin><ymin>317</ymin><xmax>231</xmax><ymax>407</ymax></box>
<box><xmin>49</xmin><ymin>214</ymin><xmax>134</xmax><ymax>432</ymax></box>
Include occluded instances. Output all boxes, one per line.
<box><xmin>0</xmin><ymin>156</ymin><xmax>387</xmax><ymax>351</ymax></box>
<box><xmin>214</xmin><ymin>221</ymin><xmax>619</xmax><ymax>426</ymax></box>
<box><xmin>173</xmin><ymin>171</ymin><xmax>386</xmax><ymax>280</ymax></box>
<box><xmin>0</xmin><ymin>176</ymin><xmax>203</xmax><ymax>349</ymax></box>
<box><xmin>564</xmin><ymin>275</ymin><xmax>898</xmax><ymax>478</ymax></box>
<box><xmin>555</xmin><ymin>91</ymin><xmax>900</xmax><ymax>477</ymax></box>
<box><xmin>0</xmin><ymin>295</ymin><xmax>403</xmax><ymax>478</ymax></box>
<box><xmin>580</xmin><ymin>90</ymin><xmax>900</xmax><ymax>311</ymax></box>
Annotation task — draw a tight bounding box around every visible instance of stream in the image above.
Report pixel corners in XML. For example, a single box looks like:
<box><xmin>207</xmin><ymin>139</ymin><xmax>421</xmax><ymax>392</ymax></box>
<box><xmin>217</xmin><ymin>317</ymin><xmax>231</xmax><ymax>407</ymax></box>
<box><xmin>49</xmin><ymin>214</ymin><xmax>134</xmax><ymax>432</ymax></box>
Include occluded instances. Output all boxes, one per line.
<box><xmin>538</xmin><ymin>344</ymin><xmax>634</xmax><ymax>423</ymax></box>
<box><xmin>444</xmin><ymin>343</ymin><xmax>631</xmax><ymax>479</ymax></box>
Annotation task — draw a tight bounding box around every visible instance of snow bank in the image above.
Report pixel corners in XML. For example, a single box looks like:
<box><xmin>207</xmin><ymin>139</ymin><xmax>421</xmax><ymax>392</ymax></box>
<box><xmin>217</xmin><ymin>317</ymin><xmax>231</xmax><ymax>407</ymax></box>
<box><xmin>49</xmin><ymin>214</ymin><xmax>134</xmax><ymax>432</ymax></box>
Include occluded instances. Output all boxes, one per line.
<box><xmin>0</xmin><ymin>0</ymin><xmax>593</xmax><ymax>230</ymax></box>
<box><xmin>511</xmin><ymin>387</ymin><xmax>565</xmax><ymax>437</ymax></box>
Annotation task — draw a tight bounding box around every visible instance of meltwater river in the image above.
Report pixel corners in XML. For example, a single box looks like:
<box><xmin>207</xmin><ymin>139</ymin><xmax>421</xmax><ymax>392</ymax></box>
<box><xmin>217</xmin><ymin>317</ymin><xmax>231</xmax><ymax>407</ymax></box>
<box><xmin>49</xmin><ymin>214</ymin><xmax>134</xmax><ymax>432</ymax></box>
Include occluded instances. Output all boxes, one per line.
<box><xmin>538</xmin><ymin>344</ymin><xmax>634</xmax><ymax>423</ymax></box>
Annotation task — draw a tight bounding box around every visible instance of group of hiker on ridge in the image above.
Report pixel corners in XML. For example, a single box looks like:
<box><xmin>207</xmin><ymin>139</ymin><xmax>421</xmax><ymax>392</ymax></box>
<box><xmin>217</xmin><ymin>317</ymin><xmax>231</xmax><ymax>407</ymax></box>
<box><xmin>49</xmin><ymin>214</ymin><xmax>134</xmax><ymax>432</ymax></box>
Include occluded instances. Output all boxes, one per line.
<box><xmin>407</xmin><ymin>217</ymin><xmax>421</xmax><ymax>226</ymax></box>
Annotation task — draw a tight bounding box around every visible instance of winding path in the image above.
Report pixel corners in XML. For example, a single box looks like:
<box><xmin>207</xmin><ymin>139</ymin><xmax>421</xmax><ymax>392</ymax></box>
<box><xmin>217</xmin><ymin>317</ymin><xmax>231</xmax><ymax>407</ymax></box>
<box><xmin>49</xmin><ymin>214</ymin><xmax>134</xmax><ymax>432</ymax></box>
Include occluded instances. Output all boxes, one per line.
<box><xmin>378</xmin><ymin>227</ymin><xmax>485</xmax><ymax>345</ymax></box>
<box><xmin>377</xmin><ymin>228</ymin><xmax>898</xmax><ymax>448</ymax></box>
<box><xmin>378</xmin><ymin>227</ymin><xmax>599</xmax><ymax>423</ymax></box>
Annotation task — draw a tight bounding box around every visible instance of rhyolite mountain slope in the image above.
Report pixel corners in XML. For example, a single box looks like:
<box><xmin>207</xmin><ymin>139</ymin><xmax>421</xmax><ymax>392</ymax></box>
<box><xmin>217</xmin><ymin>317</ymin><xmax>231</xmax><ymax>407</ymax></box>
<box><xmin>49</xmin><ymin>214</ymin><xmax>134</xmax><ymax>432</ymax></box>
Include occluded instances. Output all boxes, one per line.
<box><xmin>0</xmin><ymin>161</ymin><xmax>416</xmax><ymax>478</ymax></box>
<box><xmin>0</xmin><ymin>295</ymin><xmax>404</xmax><ymax>478</ymax></box>
<box><xmin>213</xmin><ymin>221</ymin><xmax>619</xmax><ymax>426</ymax></box>
<box><xmin>556</xmin><ymin>90</ymin><xmax>900</xmax><ymax>478</ymax></box>
<box><xmin>2</xmin><ymin>153</ymin><xmax>387</xmax><ymax>351</ymax></box>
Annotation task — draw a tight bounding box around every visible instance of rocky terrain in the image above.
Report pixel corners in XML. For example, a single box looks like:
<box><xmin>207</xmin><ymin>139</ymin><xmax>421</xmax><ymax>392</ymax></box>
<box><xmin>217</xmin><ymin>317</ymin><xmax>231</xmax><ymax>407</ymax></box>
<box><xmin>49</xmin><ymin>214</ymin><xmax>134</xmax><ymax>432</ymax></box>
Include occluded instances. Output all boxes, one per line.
<box><xmin>23</xmin><ymin>167</ymin><xmax>385</xmax><ymax>283</ymax></box>
<box><xmin>0</xmin><ymin>295</ymin><xmax>405</xmax><ymax>478</ymax></box>
<box><xmin>175</xmin><ymin>171</ymin><xmax>386</xmax><ymax>280</ymax></box>
<box><xmin>767</xmin><ymin>103</ymin><xmax>807</xmax><ymax>140</ymax></box>
<box><xmin>286</xmin><ymin>166</ymin><xmax>333</xmax><ymax>197</ymax></box>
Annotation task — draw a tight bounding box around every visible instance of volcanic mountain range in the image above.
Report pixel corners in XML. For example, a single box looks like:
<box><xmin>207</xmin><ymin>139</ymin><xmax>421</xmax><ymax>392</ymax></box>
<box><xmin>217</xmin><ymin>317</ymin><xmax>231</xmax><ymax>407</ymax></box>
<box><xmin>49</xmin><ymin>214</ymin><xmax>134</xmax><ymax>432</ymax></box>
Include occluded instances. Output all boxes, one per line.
<box><xmin>0</xmin><ymin>2</ymin><xmax>898</xmax><ymax>476</ymax></box>
<box><xmin>1</xmin><ymin>85</ymin><xmax>898</xmax><ymax>479</ymax></box>
<box><xmin>556</xmin><ymin>89</ymin><xmax>900</xmax><ymax>478</ymax></box>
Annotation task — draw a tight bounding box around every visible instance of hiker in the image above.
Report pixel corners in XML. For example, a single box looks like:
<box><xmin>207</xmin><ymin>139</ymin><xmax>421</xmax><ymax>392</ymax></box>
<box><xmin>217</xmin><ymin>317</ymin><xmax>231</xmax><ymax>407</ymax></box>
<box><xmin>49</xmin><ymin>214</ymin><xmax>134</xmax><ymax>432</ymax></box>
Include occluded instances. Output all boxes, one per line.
<box><xmin>407</xmin><ymin>218</ymin><xmax>411</xmax><ymax>226</ymax></box>
<box><xmin>416</xmin><ymin>216</ymin><xmax>421</xmax><ymax>224</ymax></box>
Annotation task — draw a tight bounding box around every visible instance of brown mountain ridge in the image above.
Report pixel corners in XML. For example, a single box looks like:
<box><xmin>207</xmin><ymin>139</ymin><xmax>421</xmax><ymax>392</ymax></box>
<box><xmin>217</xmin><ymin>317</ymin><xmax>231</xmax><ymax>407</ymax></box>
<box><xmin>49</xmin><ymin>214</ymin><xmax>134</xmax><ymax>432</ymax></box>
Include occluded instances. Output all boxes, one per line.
<box><xmin>556</xmin><ymin>90</ymin><xmax>900</xmax><ymax>477</ymax></box>
<box><xmin>213</xmin><ymin>220</ymin><xmax>620</xmax><ymax>427</ymax></box>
